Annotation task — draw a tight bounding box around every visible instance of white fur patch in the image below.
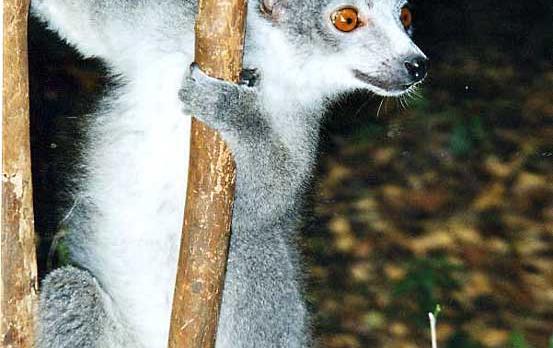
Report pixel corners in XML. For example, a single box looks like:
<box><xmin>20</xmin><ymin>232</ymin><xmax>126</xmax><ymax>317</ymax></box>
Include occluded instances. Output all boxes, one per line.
<box><xmin>78</xmin><ymin>50</ymin><xmax>194</xmax><ymax>346</ymax></box>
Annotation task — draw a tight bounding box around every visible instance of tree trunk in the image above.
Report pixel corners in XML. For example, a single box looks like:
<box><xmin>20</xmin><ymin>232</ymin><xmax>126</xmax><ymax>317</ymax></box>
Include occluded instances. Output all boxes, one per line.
<box><xmin>1</xmin><ymin>1</ymin><xmax>39</xmax><ymax>347</ymax></box>
<box><xmin>167</xmin><ymin>0</ymin><xmax>247</xmax><ymax>347</ymax></box>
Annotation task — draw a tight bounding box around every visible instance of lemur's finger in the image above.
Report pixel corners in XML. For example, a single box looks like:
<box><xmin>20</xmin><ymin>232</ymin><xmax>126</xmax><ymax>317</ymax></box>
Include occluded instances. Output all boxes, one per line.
<box><xmin>239</xmin><ymin>68</ymin><xmax>260</xmax><ymax>87</ymax></box>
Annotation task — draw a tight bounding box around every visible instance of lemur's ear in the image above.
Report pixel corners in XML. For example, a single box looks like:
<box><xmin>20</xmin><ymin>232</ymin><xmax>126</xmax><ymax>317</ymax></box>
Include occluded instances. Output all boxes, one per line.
<box><xmin>260</xmin><ymin>0</ymin><xmax>287</xmax><ymax>22</ymax></box>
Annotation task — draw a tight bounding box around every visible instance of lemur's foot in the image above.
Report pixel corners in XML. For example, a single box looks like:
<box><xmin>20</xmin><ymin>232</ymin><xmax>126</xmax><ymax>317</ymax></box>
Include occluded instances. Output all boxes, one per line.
<box><xmin>240</xmin><ymin>68</ymin><xmax>260</xmax><ymax>87</ymax></box>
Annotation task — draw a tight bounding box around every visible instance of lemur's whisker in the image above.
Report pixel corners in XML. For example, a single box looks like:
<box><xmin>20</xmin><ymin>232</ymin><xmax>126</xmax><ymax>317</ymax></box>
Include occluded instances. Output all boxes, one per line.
<box><xmin>376</xmin><ymin>97</ymin><xmax>386</xmax><ymax>118</ymax></box>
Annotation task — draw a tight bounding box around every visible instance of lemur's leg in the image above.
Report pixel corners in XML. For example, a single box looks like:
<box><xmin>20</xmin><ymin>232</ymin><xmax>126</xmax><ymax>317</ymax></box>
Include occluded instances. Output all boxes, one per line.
<box><xmin>37</xmin><ymin>266</ymin><xmax>118</xmax><ymax>348</ymax></box>
<box><xmin>179</xmin><ymin>63</ymin><xmax>266</xmax><ymax>139</ymax></box>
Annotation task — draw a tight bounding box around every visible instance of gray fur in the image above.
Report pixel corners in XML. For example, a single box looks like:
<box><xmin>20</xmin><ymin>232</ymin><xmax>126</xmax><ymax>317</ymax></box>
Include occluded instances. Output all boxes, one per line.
<box><xmin>37</xmin><ymin>267</ymin><xmax>135</xmax><ymax>348</ymax></box>
<box><xmin>37</xmin><ymin>267</ymin><xmax>105</xmax><ymax>348</ymax></box>
<box><xmin>181</xmin><ymin>64</ymin><xmax>316</xmax><ymax>347</ymax></box>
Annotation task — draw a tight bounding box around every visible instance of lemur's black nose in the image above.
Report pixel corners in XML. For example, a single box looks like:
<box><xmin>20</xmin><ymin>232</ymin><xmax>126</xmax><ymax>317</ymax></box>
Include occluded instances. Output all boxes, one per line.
<box><xmin>405</xmin><ymin>56</ymin><xmax>428</xmax><ymax>82</ymax></box>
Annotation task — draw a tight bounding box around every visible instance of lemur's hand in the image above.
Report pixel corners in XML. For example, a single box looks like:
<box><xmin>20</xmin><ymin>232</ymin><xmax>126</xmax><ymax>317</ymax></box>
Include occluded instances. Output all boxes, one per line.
<box><xmin>185</xmin><ymin>63</ymin><xmax>260</xmax><ymax>87</ymax></box>
<box><xmin>180</xmin><ymin>63</ymin><xmax>234</xmax><ymax>121</ymax></box>
<box><xmin>179</xmin><ymin>63</ymin><xmax>261</xmax><ymax>134</ymax></box>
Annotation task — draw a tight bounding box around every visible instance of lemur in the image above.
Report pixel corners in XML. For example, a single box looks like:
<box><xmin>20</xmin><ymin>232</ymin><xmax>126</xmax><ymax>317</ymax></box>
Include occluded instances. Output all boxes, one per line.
<box><xmin>32</xmin><ymin>0</ymin><xmax>427</xmax><ymax>347</ymax></box>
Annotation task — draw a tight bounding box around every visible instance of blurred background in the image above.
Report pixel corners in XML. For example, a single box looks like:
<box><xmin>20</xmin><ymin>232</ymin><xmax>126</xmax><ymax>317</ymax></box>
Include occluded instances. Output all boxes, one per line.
<box><xmin>28</xmin><ymin>0</ymin><xmax>552</xmax><ymax>347</ymax></box>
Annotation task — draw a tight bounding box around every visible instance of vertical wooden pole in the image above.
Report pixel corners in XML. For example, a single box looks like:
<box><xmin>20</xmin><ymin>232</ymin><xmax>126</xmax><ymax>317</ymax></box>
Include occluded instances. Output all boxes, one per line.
<box><xmin>1</xmin><ymin>1</ymin><xmax>39</xmax><ymax>347</ymax></box>
<box><xmin>168</xmin><ymin>0</ymin><xmax>247</xmax><ymax>347</ymax></box>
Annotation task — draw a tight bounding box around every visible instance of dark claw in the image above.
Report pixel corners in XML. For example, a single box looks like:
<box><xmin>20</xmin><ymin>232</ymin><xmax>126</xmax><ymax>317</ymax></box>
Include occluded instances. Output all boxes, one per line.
<box><xmin>189</xmin><ymin>62</ymin><xmax>201</xmax><ymax>74</ymax></box>
<box><xmin>188</xmin><ymin>62</ymin><xmax>203</xmax><ymax>81</ymax></box>
<box><xmin>239</xmin><ymin>68</ymin><xmax>260</xmax><ymax>87</ymax></box>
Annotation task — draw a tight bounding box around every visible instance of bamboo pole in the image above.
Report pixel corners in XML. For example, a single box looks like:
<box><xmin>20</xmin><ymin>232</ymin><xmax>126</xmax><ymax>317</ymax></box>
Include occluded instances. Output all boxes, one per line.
<box><xmin>168</xmin><ymin>0</ymin><xmax>247</xmax><ymax>347</ymax></box>
<box><xmin>1</xmin><ymin>1</ymin><xmax>39</xmax><ymax>347</ymax></box>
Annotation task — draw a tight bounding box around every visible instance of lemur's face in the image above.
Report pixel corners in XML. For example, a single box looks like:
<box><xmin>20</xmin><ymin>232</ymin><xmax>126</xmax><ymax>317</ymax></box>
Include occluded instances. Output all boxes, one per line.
<box><xmin>322</xmin><ymin>0</ymin><xmax>427</xmax><ymax>96</ymax></box>
<box><xmin>259</xmin><ymin>0</ymin><xmax>427</xmax><ymax>97</ymax></box>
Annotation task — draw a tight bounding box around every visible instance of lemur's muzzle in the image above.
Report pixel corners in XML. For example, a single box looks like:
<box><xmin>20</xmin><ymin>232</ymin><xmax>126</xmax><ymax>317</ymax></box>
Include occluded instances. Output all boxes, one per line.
<box><xmin>404</xmin><ymin>56</ymin><xmax>428</xmax><ymax>83</ymax></box>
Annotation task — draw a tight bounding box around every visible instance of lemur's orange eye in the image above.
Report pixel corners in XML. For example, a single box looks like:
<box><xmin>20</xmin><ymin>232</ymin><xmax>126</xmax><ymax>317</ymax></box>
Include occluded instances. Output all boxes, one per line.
<box><xmin>331</xmin><ymin>8</ymin><xmax>359</xmax><ymax>32</ymax></box>
<box><xmin>400</xmin><ymin>6</ymin><xmax>412</xmax><ymax>30</ymax></box>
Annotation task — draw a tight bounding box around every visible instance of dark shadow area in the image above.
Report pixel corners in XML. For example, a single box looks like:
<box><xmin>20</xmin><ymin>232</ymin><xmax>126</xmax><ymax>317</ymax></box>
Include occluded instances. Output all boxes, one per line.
<box><xmin>28</xmin><ymin>18</ymin><xmax>109</xmax><ymax>277</ymax></box>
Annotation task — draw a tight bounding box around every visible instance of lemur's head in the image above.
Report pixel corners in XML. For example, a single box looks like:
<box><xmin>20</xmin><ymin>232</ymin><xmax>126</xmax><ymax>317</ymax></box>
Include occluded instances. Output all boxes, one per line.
<box><xmin>253</xmin><ymin>0</ymin><xmax>427</xmax><ymax>97</ymax></box>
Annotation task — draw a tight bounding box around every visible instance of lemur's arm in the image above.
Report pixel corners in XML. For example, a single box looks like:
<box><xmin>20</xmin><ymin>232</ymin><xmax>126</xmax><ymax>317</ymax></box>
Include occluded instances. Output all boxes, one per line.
<box><xmin>31</xmin><ymin>0</ymin><xmax>193</xmax><ymax>65</ymax></box>
<box><xmin>179</xmin><ymin>64</ymin><xmax>268</xmax><ymax>140</ymax></box>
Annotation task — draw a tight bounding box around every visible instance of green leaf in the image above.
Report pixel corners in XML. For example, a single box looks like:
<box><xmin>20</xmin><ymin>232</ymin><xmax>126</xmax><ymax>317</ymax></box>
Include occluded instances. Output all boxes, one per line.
<box><xmin>508</xmin><ymin>330</ymin><xmax>533</xmax><ymax>348</ymax></box>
